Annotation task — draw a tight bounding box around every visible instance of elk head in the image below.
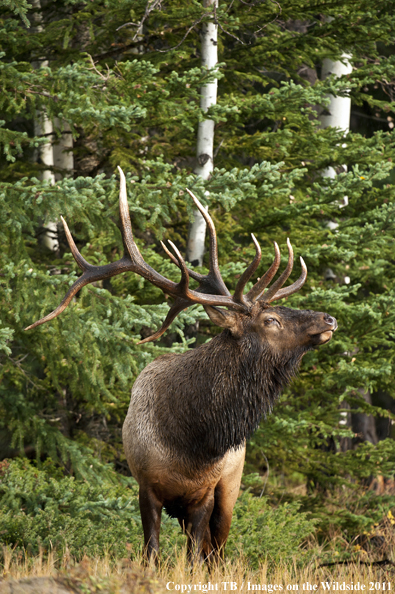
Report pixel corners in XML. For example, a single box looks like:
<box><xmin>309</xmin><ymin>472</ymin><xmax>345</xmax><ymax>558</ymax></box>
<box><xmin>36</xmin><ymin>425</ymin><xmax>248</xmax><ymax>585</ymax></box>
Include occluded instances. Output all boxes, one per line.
<box><xmin>25</xmin><ymin>167</ymin><xmax>337</xmax><ymax>350</ymax></box>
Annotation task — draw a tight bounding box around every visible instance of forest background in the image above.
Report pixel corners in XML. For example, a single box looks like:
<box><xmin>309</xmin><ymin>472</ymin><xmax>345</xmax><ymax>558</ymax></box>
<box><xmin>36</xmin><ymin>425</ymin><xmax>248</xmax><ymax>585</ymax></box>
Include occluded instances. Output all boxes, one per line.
<box><xmin>1</xmin><ymin>0</ymin><xmax>395</xmax><ymax>570</ymax></box>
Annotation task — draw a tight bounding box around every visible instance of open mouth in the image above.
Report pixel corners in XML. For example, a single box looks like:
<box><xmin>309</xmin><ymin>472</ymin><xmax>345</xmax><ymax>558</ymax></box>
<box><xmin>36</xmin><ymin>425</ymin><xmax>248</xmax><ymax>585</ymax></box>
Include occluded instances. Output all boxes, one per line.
<box><xmin>310</xmin><ymin>321</ymin><xmax>337</xmax><ymax>345</ymax></box>
<box><xmin>316</xmin><ymin>330</ymin><xmax>333</xmax><ymax>344</ymax></box>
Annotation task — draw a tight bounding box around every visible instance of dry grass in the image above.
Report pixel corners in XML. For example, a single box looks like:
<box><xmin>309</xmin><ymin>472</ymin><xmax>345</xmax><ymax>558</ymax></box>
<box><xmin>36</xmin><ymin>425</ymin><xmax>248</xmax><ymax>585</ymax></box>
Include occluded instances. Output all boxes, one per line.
<box><xmin>1</xmin><ymin>514</ymin><xmax>395</xmax><ymax>592</ymax></box>
<box><xmin>1</xmin><ymin>545</ymin><xmax>395</xmax><ymax>594</ymax></box>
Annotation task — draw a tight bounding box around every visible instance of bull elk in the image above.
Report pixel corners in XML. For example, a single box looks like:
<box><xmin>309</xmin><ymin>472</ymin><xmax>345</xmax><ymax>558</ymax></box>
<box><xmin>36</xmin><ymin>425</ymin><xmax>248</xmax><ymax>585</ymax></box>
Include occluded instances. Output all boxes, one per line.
<box><xmin>26</xmin><ymin>168</ymin><xmax>337</xmax><ymax>564</ymax></box>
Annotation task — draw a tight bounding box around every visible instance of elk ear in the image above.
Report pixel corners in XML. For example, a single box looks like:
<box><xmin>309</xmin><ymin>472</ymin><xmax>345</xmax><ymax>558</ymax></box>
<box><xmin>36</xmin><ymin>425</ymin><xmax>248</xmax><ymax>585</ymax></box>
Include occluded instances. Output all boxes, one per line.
<box><xmin>204</xmin><ymin>305</ymin><xmax>240</xmax><ymax>333</ymax></box>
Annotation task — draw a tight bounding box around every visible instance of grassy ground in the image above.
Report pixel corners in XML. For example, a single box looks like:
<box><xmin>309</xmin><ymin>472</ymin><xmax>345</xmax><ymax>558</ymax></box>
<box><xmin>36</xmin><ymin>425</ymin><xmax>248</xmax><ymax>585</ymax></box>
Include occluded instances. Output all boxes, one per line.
<box><xmin>1</xmin><ymin>546</ymin><xmax>395</xmax><ymax>594</ymax></box>
<box><xmin>1</xmin><ymin>468</ymin><xmax>394</xmax><ymax>593</ymax></box>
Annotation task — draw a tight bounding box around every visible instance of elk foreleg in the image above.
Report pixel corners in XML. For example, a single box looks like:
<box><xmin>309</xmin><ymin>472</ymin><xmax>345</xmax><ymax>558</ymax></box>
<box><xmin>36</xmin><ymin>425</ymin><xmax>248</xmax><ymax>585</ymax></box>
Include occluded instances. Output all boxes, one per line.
<box><xmin>208</xmin><ymin>488</ymin><xmax>234</xmax><ymax>560</ymax></box>
<box><xmin>139</xmin><ymin>486</ymin><xmax>163</xmax><ymax>563</ymax></box>
<box><xmin>209</xmin><ymin>447</ymin><xmax>245</xmax><ymax>562</ymax></box>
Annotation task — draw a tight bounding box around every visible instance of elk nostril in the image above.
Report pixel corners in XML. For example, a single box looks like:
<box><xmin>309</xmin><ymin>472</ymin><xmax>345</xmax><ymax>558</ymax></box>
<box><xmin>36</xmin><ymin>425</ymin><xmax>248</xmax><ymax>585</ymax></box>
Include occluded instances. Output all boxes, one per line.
<box><xmin>324</xmin><ymin>314</ymin><xmax>335</xmax><ymax>325</ymax></box>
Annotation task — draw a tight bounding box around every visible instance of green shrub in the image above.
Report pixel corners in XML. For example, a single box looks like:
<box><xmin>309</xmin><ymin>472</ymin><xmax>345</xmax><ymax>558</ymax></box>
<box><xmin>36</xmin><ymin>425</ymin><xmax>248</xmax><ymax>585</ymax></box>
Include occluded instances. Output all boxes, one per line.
<box><xmin>0</xmin><ymin>459</ymin><xmax>142</xmax><ymax>558</ymax></box>
<box><xmin>228</xmin><ymin>491</ymin><xmax>317</xmax><ymax>568</ymax></box>
<box><xmin>0</xmin><ymin>459</ymin><xmax>318</xmax><ymax>567</ymax></box>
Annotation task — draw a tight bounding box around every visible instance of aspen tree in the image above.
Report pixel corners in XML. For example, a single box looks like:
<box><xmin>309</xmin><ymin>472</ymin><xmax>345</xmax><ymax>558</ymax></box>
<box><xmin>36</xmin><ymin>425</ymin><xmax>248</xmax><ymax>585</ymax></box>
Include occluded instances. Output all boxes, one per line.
<box><xmin>186</xmin><ymin>0</ymin><xmax>218</xmax><ymax>266</ymax></box>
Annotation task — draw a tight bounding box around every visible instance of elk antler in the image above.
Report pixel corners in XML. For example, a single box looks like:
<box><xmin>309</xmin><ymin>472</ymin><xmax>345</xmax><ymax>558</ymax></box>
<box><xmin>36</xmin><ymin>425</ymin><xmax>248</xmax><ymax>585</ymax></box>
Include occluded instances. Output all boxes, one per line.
<box><xmin>257</xmin><ymin>238</ymin><xmax>307</xmax><ymax>304</ymax></box>
<box><xmin>25</xmin><ymin>168</ymin><xmax>243</xmax><ymax>342</ymax></box>
<box><xmin>25</xmin><ymin>168</ymin><xmax>307</xmax><ymax>342</ymax></box>
<box><xmin>161</xmin><ymin>189</ymin><xmax>231</xmax><ymax>298</ymax></box>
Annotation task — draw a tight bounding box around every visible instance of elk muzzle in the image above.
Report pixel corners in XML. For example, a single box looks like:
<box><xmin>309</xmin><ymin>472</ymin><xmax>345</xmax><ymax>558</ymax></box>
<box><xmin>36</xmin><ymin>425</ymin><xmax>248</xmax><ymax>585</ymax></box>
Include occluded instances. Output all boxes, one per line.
<box><xmin>308</xmin><ymin>312</ymin><xmax>338</xmax><ymax>345</ymax></box>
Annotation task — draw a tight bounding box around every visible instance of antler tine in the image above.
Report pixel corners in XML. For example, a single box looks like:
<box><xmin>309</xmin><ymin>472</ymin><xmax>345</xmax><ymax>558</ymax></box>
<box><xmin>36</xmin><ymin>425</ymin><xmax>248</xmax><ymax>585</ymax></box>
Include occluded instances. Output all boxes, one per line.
<box><xmin>161</xmin><ymin>239</ymin><xmax>193</xmax><ymax>296</ymax></box>
<box><xmin>267</xmin><ymin>256</ymin><xmax>307</xmax><ymax>302</ymax></box>
<box><xmin>260</xmin><ymin>238</ymin><xmax>294</xmax><ymax>303</ymax></box>
<box><xmin>233</xmin><ymin>234</ymin><xmax>262</xmax><ymax>305</ymax></box>
<box><xmin>23</xmin><ymin>269</ymin><xmax>119</xmax><ymax>331</ymax></box>
<box><xmin>160</xmin><ymin>240</ymin><xmax>177</xmax><ymax>265</ymax></box>
<box><xmin>247</xmin><ymin>242</ymin><xmax>281</xmax><ymax>302</ymax></box>
<box><xmin>185</xmin><ymin>189</ymin><xmax>216</xmax><ymax>259</ymax></box>
<box><xmin>24</xmin><ymin>216</ymin><xmax>134</xmax><ymax>331</ymax></box>
<box><xmin>116</xmin><ymin>167</ymin><xmax>183</xmax><ymax>295</ymax></box>
<box><xmin>158</xmin><ymin>190</ymin><xmax>227</xmax><ymax>291</ymax></box>
<box><xmin>161</xmin><ymin>240</ymin><xmax>206</xmax><ymax>285</ymax></box>
<box><xmin>167</xmin><ymin>240</ymin><xmax>190</xmax><ymax>292</ymax></box>
<box><xmin>186</xmin><ymin>189</ymin><xmax>230</xmax><ymax>297</ymax></box>
<box><xmin>24</xmin><ymin>277</ymin><xmax>89</xmax><ymax>331</ymax></box>
<box><xmin>118</xmin><ymin>166</ymin><xmax>145</xmax><ymax>265</ymax></box>
<box><xmin>61</xmin><ymin>215</ymin><xmax>91</xmax><ymax>272</ymax></box>
<box><xmin>138</xmin><ymin>298</ymin><xmax>190</xmax><ymax>344</ymax></box>
<box><xmin>164</xmin><ymin>239</ymin><xmax>246</xmax><ymax>310</ymax></box>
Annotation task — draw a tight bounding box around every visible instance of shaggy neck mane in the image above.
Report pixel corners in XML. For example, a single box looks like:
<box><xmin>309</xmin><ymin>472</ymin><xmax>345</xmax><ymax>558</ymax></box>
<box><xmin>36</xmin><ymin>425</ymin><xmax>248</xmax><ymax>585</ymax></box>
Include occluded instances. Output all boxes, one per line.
<box><xmin>162</xmin><ymin>330</ymin><xmax>305</xmax><ymax>467</ymax></box>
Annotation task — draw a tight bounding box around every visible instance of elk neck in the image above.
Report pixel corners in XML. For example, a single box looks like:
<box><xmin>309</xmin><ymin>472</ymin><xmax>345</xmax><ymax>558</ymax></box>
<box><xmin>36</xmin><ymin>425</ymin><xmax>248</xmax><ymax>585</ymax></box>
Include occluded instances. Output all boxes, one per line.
<box><xmin>154</xmin><ymin>329</ymin><xmax>305</xmax><ymax>468</ymax></box>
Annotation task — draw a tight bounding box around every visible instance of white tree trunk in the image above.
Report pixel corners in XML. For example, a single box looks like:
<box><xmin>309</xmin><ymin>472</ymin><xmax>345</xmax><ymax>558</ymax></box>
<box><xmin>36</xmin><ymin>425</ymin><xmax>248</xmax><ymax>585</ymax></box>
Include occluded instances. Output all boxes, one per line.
<box><xmin>319</xmin><ymin>54</ymin><xmax>352</xmax><ymax>282</ymax></box>
<box><xmin>31</xmin><ymin>0</ymin><xmax>73</xmax><ymax>252</ymax></box>
<box><xmin>186</xmin><ymin>0</ymin><xmax>218</xmax><ymax>266</ymax></box>
<box><xmin>34</xmin><ymin>111</ymin><xmax>58</xmax><ymax>251</ymax></box>
<box><xmin>319</xmin><ymin>55</ymin><xmax>352</xmax><ymax>189</ymax></box>
<box><xmin>53</xmin><ymin>120</ymin><xmax>74</xmax><ymax>181</ymax></box>
<box><xmin>320</xmin><ymin>56</ymin><xmax>353</xmax><ymax>131</ymax></box>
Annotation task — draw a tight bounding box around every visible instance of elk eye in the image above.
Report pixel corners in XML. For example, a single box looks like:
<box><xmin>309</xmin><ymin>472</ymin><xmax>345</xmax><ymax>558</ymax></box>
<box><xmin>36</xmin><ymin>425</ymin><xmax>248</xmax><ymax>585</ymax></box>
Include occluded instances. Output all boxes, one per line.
<box><xmin>264</xmin><ymin>317</ymin><xmax>278</xmax><ymax>326</ymax></box>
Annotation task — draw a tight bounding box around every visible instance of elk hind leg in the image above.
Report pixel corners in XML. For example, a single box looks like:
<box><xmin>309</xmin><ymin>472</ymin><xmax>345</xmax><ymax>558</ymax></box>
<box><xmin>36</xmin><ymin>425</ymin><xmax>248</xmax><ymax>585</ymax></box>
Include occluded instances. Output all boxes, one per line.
<box><xmin>139</xmin><ymin>486</ymin><xmax>163</xmax><ymax>564</ymax></box>
<box><xmin>184</xmin><ymin>490</ymin><xmax>215</xmax><ymax>567</ymax></box>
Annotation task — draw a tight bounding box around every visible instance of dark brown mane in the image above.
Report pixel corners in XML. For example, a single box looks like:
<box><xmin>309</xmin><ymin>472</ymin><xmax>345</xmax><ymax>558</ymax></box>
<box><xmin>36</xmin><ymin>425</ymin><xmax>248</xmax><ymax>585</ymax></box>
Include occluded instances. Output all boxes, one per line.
<box><xmin>150</xmin><ymin>326</ymin><xmax>305</xmax><ymax>468</ymax></box>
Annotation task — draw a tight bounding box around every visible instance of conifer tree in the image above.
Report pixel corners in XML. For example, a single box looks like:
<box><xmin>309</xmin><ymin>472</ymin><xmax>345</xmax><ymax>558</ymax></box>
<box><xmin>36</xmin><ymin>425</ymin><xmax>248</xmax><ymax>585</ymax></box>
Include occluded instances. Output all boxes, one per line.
<box><xmin>1</xmin><ymin>0</ymin><xmax>395</xmax><ymax>553</ymax></box>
